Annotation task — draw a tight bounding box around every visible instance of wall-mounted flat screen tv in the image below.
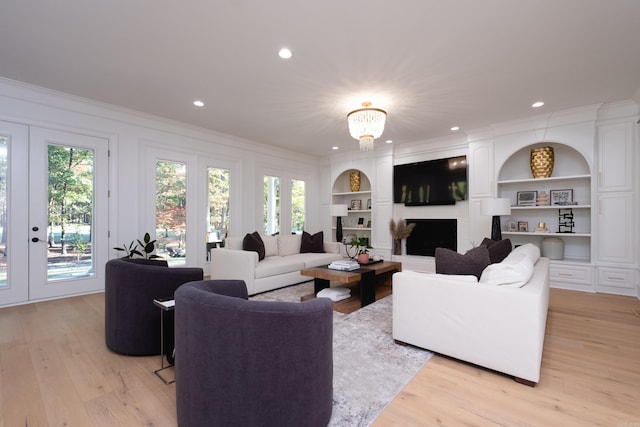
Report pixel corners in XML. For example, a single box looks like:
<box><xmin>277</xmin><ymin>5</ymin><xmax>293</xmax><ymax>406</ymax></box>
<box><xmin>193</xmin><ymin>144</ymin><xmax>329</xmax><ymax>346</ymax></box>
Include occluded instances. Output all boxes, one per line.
<box><xmin>393</xmin><ymin>155</ymin><xmax>468</xmax><ymax>205</ymax></box>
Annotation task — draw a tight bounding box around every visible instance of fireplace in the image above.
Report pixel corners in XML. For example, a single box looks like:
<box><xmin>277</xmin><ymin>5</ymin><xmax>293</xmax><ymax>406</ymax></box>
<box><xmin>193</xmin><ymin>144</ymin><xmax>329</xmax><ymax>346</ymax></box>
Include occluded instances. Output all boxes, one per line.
<box><xmin>406</xmin><ymin>219</ymin><xmax>457</xmax><ymax>256</ymax></box>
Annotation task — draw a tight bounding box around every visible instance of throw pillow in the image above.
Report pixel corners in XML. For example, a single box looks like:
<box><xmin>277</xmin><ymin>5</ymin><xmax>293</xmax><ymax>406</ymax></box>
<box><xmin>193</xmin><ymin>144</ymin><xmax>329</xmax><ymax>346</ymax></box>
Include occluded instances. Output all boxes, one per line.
<box><xmin>261</xmin><ymin>234</ymin><xmax>279</xmax><ymax>257</ymax></box>
<box><xmin>242</xmin><ymin>232</ymin><xmax>265</xmax><ymax>260</ymax></box>
<box><xmin>480</xmin><ymin>237</ymin><xmax>513</xmax><ymax>264</ymax></box>
<box><xmin>278</xmin><ymin>234</ymin><xmax>302</xmax><ymax>256</ymax></box>
<box><xmin>300</xmin><ymin>231</ymin><xmax>325</xmax><ymax>253</ymax></box>
<box><xmin>435</xmin><ymin>246</ymin><xmax>491</xmax><ymax>280</ymax></box>
<box><xmin>479</xmin><ymin>251</ymin><xmax>535</xmax><ymax>287</ymax></box>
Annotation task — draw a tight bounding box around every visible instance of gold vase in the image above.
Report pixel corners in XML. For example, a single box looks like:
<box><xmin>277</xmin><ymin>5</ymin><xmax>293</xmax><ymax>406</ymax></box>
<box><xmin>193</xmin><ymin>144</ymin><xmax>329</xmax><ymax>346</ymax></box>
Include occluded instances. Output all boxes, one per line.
<box><xmin>349</xmin><ymin>171</ymin><xmax>361</xmax><ymax>192</ymax></box>
<box><xmin>530</xmin><ymin>146</ymin><xmax>554</xmax><ymax>178</ymax></box>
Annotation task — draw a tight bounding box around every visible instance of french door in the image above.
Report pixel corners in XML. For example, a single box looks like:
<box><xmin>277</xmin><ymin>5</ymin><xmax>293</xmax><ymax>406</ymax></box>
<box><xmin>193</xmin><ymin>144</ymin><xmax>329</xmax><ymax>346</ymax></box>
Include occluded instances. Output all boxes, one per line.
<box><xmin>0</xmin><ymin>121</ymin><xmax>109</xmax><ymax>306</ymax></box>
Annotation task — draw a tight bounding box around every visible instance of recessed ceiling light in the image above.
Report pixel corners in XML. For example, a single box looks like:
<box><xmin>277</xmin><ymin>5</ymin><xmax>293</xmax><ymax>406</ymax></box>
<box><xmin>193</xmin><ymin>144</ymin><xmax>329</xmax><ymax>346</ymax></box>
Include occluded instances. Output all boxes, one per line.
<box><xmin>532</xmin><ymin>101</ymin><xmax>544</xmax><ymax>108</ymax></box>
<box><xmin>278</xmin><ymin>48</ymin><xmax>292</xmax><ymax>59</ymax></box>
<box><xmin>332</xmin><ymin>146</ymin><xmax>339</xmax><ymax>150</ymax></box>
<box><xmin>385</xmin><ymin>140</ymin><xmax>393</xmax><ymax>144</ymax></box>
<box><xmin>450</xmin><ymin>126</ymin><xmax>460</xmax><ymax>131</ymax></box>
<box><xmin>193</xmin><ymin>100</ymin><xmax>204</xmax><ymax>107</ymax></box>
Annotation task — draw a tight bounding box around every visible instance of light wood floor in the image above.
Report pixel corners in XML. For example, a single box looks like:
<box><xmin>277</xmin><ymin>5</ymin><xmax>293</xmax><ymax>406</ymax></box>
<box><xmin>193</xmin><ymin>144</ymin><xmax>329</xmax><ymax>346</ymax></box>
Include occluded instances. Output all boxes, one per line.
<box><xmin>0</xmin><ymin>288</ymin><xmax>638</xmax><ymax>426</ymax></box>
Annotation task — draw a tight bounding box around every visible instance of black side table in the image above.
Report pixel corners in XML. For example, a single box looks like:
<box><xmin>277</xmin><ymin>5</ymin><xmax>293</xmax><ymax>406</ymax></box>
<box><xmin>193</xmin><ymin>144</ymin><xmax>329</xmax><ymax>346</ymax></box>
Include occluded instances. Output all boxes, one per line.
<box><xmin>153</xmin><ymin>298</ymin><xmax>175</xmax><ymax>384</ymax></box>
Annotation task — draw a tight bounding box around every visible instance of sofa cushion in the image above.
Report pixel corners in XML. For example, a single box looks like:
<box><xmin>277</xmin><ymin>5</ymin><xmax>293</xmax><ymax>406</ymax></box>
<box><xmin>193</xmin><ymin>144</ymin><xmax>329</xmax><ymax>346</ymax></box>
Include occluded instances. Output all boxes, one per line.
<box><xmin>261</xmin><ymin>234</ymin><xmax>279</xmax><ymax>257</ymax></box>
<box><xmin>297</xmin><ymin>252</ymin><xmax>343</xmax><ymax>268</ymax></box>
<box><xmin>278</xmin><ymin>234</ymin><xmax>302</xmax><ymax>256</ymax></box>
<box><xmin>435</xmin><ymin>246</ymin><xmax>491</xmax><ymax>280</ymax></box>
<box><xmin>243</xmin><ymin>232</ymin><xmax>265</xmax><ymax>260</ymax></box>
<box><xmin>479</xmin><ymin>250</ymin><xmax>535</xmax><ymax>288</ymax></box>
<box><xmin>300</xmin><ymin>231</ymin><xmax>325</xmax><ymax>253</ymax></box>
<box><xmin>481</xmin><ymin>238</ymin><xmax>513</xmax><ymax>264</ymax></box>
<box><xmin>254</xmin><ymin>256</ymin><xmax>306</xmax><ymax>279</ymax></box>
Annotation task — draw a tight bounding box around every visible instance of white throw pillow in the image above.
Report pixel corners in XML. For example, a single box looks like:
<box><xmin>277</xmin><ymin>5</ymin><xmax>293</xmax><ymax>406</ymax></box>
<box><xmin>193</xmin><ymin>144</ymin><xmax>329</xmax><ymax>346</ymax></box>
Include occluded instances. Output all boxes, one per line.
<box><xmin>479</xmin><ymin>251</ymin><xmax>535</xmax><ymax>287</ymax></box>
<box><xmin>224</xmin><ymin>236</ymin><xmax>243</xmax><ymax>250</ymax></box>
<box><xmin>278</xmin><ymin>234</ymin><xmax>302</xmax><ymax>256</ymax></box>
<box><xmin>261</xmin><ymin>234</ymin><xmax>279</xmax><ymax>257</ymax></box>
<box><xmin>511</xmin><ymin>243</ymin><xmax>540</xmax><ymax>264</ymax></box>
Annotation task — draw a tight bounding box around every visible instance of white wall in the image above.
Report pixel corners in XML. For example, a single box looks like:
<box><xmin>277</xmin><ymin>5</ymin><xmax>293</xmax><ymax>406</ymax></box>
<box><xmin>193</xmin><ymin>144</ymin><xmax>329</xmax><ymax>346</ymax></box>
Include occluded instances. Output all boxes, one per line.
<box><xmin>0</xmin><ymin>78</ymin><xmax>326</xmax><ymax>270</ymax></box>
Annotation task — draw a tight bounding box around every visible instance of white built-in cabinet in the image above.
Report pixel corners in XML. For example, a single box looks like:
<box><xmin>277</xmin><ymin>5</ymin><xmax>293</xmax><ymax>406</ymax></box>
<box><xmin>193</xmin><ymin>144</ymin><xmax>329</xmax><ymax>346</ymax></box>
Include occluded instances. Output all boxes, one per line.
<box><xmin>595</xmin><ymin>120</ymin><xmax>638</xmax><ymax>295</ymax></box>
<box><xmin>496</xmin><ymin>142</ymin><xmax>596</xmax><ymax>292</ymax></box>
<box><xmin>468</xmin><ymin>141</ymin><xmax>495</xmax><ymax>199</ymax></box>
<box><xmin>331</xmin><ymin>169</ymin><xmax>372</xmax><ymax>245</ymax></box>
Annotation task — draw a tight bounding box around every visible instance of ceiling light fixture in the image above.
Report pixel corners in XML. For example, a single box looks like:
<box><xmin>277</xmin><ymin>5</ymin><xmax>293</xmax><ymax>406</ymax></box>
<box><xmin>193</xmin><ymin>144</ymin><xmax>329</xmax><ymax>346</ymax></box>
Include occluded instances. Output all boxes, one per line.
<box><xmin>347</xmin><ymin>102</ymin><xmax>387</xmax><ymax>151</ymax></box>
<box><xmin>532</xmin><ymin>101</ymin><xmax>544</xmax><ymax>108</ymax></box>
<box><xmin>193</xmin><ymin>100</ymin><xmax>204</xmax><ymax>107</ymax></box>
<box><xmin>450</xmin><ymin>126</ymin><xmax>460</xmax><ymax>131</ymax></box>
<box><xmin>278</xmin><ymin>48</ymin><xmax>292</xmax><ymax>59</ymax></box>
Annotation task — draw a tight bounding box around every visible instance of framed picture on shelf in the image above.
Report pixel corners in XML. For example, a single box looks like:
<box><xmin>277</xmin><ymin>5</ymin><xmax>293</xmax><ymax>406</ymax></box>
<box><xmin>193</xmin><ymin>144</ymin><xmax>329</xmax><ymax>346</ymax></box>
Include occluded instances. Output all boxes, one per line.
<box><xmin>517</xmin><ymin>221</ymin><xmax>529</xmax><ymax>232</ymax></box>
<box><xmin>550</xmin><ymin>189</ymin><xmax>573</xmax><ymax>205</ymax></box>
<box><xmin>350</xmin><ymin>199</ymin><xmax>362</xmax><ymax>210</ymax></box>
<box><xmin>517</xmin><ymin>191</ymin><xmax>537</xmax><ymax>206</ymax></box>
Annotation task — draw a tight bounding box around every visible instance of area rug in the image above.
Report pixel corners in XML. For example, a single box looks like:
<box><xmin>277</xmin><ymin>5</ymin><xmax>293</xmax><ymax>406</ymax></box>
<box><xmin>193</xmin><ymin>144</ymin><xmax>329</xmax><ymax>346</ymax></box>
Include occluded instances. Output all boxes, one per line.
<box><xmin>252</xmin><ymin>283</ymin><xmax>433</xmax><ymax>426</ymax></box>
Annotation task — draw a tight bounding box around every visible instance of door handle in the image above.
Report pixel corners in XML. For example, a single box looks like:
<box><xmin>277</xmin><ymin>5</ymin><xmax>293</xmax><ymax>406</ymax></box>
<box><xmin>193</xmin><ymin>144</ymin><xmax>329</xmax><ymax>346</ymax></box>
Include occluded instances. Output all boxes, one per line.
<box><xmin>31</xmin><ymin>237</ymin><xmax>46</xmax><ymax>243</ymax></box>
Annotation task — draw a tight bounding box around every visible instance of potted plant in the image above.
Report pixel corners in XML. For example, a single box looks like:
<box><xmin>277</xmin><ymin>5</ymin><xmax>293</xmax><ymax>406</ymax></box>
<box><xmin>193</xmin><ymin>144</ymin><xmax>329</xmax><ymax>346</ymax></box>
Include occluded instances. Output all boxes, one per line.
<box><xmin>350</xmin><ymin>237</ymin><xmax>373</xmax><ymax>263</ymax></box>
<box><xmin>113</xmin><ymin>232</ymin><xmax>163</xmax><ymax>259</ymax></box>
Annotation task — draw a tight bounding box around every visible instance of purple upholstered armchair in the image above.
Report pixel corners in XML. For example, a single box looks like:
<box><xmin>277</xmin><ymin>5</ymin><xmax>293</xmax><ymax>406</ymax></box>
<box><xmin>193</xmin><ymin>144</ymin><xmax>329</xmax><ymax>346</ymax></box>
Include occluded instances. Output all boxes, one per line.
<box><xmin>104</xmin><ymin>257</ymin><xmax>203</xmax><ymax>356</ymax></box>
<box><xmin>174</xmin><ymin>280</ymin><xmax>333</xmax><ymax>427</ymax></box>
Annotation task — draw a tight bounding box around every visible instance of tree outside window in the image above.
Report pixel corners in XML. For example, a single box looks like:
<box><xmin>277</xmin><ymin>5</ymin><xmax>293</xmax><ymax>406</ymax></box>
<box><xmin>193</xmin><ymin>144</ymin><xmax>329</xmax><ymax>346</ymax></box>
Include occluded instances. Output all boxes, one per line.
<box><xmin>156</xmin><ymin>160</ymin><xmax>186</xmax><ymax>264</ymax></box>
<box><xmin>207</xmin><ymin>167</ymin><xmax>230</xmax><ymax>241</ymax></box>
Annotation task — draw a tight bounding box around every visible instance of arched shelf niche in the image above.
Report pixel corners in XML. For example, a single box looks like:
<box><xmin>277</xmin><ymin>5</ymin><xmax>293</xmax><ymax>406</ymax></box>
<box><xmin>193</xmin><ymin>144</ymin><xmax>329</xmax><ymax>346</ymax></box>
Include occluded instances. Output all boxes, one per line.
<box><xmin>331</xmin><ymin>169</ymin><xmax>372</xmax><ymax>244</ymax></box>
<box><xmin>497</xmin><ymin>142</ymin><xmax>593</xmax><ymax>264</ymax></box>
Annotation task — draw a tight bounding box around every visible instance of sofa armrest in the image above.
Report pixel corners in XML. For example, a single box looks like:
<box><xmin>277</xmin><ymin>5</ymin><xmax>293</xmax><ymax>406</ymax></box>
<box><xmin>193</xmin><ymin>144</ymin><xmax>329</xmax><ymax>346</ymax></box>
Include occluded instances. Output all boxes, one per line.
<box><xmin>323</xmin><ymin>242</ymin><xmax>342</xmax><ymax>254</ymax></box>
<box><xmin>210</xmin><ymin>248</ymin><xmax>259</xmax><ymax>294</ymax></box>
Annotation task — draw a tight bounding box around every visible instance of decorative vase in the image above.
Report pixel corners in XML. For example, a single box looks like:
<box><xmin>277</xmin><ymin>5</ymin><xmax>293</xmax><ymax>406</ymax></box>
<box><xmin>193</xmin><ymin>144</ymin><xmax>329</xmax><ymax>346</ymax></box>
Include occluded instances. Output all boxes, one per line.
<box><xmin>530</xmin><ymin>146</ymin><xmax>554</xmax><ymax>178</ymax></box>
<box><xmin>357</xmin><ymin>253</ymin><xmax>369</xmax><ymax>263</ymax></box>
<box><xmin>393</xmin><ymin>239</ymin><xmax>402</xmax><ymax>255</ymax></box>
<box><xmin>349</xmin><ymin>171</ymin><xmax>361</xmax><ymax>192</ymax></box>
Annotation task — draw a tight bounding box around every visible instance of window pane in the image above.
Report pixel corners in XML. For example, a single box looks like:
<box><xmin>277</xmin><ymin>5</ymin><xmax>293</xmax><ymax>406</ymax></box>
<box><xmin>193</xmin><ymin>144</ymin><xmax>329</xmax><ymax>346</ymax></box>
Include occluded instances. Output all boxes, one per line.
<box><xmin>291</xmin><ymin>179</ymin><xmax>305</xmax><ymax>234</ymax></box>
<box><xmin>0</xmin><ymin>138</ymin><xmax>6</xmax><ymax>288</ymax></box>
<box><xmin>47</xmin><ymin>145</ymin><xmax>95</xmax><ymax>280</ymax></box>
<box><xmin>207</xmin><ymin>167</ymin><xmax>230</xmax><ymax>258</ymax></box>
<box><xmin>156</xmin><ymin>161</ymin><xmax>186</xmax><ymax>266</ymax></box>
<box><xmin>263</xmin><ymin>175</ymin><xmax>280</xmax><ymax>235</ymax></box>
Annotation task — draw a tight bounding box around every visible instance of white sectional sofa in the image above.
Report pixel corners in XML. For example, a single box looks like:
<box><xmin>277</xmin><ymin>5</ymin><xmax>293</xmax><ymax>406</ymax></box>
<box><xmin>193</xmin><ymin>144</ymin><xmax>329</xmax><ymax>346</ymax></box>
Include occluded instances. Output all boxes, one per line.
<box><xmin>392</xmin><ymin>244</ymin><xmax>550</xmax><ymax>385</ymax></box>
<box><xmin>210</xmin><ymin>233</ymin><xmax>343</xmax><ymax>295</ymax></box>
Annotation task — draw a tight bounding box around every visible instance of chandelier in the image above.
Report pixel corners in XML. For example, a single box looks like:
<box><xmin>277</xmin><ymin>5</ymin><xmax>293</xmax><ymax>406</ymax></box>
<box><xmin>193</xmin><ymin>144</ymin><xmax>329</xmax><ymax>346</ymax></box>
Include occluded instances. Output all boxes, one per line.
<box><xmin>347</xmin><ymin>102</ymin><xmax>387</xmax><ymax>151</ymax></box>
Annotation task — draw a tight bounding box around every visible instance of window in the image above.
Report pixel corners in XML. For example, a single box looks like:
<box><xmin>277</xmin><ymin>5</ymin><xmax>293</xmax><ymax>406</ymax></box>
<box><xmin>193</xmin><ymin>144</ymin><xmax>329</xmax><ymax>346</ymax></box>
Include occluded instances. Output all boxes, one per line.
<box><xmin>264</xmin><ymin>175</ymin><xmax>280</xmax><ymax>235</ymax></box>
<box><xmin>291</xmin><ymin>179</ymin><xmax>305</xmax><ymax>234</ymax></box>
<box><xmin>207</xmin><ymin>167</ymin><xmax>230</xmax><ymax>251</ymax></box>
<box><xmin>156</xmin><ymin>160</ymin><xmax>187</xmax><ymax>265</ymax></box>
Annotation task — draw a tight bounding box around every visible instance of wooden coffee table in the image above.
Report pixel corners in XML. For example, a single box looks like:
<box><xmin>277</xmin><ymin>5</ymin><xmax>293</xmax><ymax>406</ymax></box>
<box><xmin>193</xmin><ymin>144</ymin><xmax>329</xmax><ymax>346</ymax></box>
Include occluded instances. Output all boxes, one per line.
<box><xmin>300</xmin><ymin>260</ymin><xmax>402</xmax><ymax>308</ymax></box>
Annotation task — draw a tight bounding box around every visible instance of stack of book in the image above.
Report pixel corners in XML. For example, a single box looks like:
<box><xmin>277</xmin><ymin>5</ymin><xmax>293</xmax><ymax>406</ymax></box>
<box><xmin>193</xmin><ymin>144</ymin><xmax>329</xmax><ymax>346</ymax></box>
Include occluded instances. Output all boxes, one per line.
<box><xmin>328</xmin><ymin>260</ymin><xmax>360</xmax><ymax>271</ymax></box>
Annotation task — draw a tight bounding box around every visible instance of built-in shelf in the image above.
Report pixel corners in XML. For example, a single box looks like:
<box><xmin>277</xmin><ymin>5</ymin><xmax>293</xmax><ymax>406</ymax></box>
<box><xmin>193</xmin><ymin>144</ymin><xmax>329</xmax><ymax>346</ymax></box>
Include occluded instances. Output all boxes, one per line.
<box><xmin>498</xmin><ymin>143</ymin><xmax>592</xmax><ymax>264</ymax></box>
<box><xmin>331</xmin><ymin>169</ymin><xmax>372</xmax><ymax>244</ymax></box>
<box><xmin>332</xmin><ymin>190</ymin><xmax>371</xmax><ymax>197</ymax></box>
<box><xmin>510</xmin><ymin>205</ymin><xmax>591</xmax><ymax>210</ymax></box>
<box><xmin>497</xmin><ymin>174</ymin><xmax>591</xmax><ymax>185</ymax></box>
<box><xmin>503</xmin><ymin>231</ymin><xmax>591</xmax><ymax>237</ymax></box>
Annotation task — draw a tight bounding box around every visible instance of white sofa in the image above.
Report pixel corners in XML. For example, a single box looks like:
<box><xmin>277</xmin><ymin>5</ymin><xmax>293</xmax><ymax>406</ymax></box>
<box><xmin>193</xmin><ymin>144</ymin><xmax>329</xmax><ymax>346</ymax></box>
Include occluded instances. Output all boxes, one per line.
<box><xmin>392</xmin><ymin>244</ymin><xmax>550</xmax><ymax>385</ymax></box>
<box><xmin>210</xmin><ymin>234</ymin><xmax>343</xmax><ymax>295</ymax></box>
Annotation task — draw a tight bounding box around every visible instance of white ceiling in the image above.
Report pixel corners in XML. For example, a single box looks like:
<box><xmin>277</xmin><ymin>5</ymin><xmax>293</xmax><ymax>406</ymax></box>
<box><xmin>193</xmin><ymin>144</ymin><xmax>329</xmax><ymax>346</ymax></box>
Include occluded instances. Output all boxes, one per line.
<box><xmin>1</xmin><ymin>0</ymin><xmax>639</xmax><ymax>157</ymax></box>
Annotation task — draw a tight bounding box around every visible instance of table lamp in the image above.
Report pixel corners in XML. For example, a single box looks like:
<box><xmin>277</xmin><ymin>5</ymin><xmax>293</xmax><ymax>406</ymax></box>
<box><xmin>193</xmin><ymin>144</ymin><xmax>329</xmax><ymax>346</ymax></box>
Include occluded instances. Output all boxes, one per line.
<box><xmin>331</xmin><ymin>204</ymin><xmax>349</xmax><ymax>243</ymax></box>
<box><xmin>480</xmin><ymin>198</ymin><xmax>512</xmax><ymax>241</ymax></box>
